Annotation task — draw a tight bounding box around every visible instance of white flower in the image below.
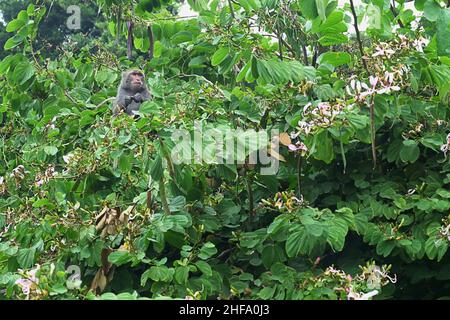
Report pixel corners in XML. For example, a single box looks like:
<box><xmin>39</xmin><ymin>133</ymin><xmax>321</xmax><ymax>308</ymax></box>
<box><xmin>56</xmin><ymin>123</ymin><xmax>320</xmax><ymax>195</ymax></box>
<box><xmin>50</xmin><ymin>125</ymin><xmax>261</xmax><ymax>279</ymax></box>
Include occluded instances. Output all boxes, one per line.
<box><xmin>360</xmin><ymin>290</ymin><xmax>379</xmax><ymax>300</ymax></box>
<box><xmin>369</xmin><ymin>76</ymin><xmax>378</xmax><ymax>88</ymax></box>
<box><xmin>15</xmin><ymin>278</ymin><xmax>32</xmax><ymax>297</ymax></box>
<box><xmin>63</xmin><ymin>153</ymin><xmax>74</xmax><ymax>164</ymax></box>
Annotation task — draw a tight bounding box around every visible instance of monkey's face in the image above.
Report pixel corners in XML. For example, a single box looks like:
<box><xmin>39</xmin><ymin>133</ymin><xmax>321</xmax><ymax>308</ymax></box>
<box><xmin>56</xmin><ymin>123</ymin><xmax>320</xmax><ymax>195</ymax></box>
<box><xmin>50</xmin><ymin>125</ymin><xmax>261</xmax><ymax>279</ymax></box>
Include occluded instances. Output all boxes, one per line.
<box><xmin>127</xmin><ymin>71</ymin><xmax>145</xmax><ymax>92</ymax></box>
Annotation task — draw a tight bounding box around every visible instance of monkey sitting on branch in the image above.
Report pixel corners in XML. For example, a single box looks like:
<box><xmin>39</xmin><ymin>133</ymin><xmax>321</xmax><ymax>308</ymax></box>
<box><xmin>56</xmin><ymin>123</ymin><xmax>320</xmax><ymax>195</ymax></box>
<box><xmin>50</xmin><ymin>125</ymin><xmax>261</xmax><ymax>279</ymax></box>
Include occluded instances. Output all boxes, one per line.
<box><xmin>113</xmin><ymin>69</ymin><xmax>151</xmax><ymax>116</ymax></box>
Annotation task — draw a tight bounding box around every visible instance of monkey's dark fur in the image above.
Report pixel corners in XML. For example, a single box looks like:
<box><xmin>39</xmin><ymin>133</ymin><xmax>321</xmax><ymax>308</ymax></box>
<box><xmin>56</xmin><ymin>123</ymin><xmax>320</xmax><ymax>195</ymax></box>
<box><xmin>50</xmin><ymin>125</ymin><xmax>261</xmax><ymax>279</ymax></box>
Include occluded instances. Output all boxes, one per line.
<box><xmin>113</xmin><ymin>69</ymin><xmax>151</xmax><ymax>115</ymax></box>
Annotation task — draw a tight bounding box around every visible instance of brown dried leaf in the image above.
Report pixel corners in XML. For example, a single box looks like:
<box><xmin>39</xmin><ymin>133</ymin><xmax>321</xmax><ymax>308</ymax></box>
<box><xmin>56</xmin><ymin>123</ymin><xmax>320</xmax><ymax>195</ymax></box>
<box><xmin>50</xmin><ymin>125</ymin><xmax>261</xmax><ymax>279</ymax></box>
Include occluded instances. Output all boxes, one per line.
<box><xmin>268</xmin><ymin>146</ymin><xmax>286</xmax><ymax>162</ymax></box>
<box><xmin>95</xmin><ymin>214</ymin><xmax>107</xmax><ymax>232</ymax></box>
<box><xmin>279</xmin><ymin>132</ymin><xmax>291</xmax><ymax>146</ymax></box>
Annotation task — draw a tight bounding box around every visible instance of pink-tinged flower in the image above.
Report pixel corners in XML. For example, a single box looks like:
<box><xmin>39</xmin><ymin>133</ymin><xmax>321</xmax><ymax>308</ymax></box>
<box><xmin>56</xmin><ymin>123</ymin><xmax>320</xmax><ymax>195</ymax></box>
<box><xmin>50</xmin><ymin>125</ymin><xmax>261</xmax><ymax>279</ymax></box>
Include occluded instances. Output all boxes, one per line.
<box><xmin>369</xmin><ymin>76</ymin><xmax>378</xmax><ymax>88</ymax></box>
<box><xmin>384</xmin><ymin>72</ymin><xmax>394</xmax><ymax>84</ymax></box>
<box><xmin>185</xmin><ymin>296</ymin><xmax>194</xmax><ymax>300</ymax></box>
<box><xmin>36</xmin><ymin>179</ymin><xmax>44</xmax><ymax>187</ymax></box>
<box><xmin>288</xmin><ymin>142</ymin><xmax>308</xmax><ymax>155</ymax></box>
<box><xmin>63</xmin><ymin>153</ymin><xmax>74</xmax><ymax>164</ymax></box>
<box><xmin>15</xmin><ymin>278</ymin><xmax>32</xmax><ymax>297</ymax></box>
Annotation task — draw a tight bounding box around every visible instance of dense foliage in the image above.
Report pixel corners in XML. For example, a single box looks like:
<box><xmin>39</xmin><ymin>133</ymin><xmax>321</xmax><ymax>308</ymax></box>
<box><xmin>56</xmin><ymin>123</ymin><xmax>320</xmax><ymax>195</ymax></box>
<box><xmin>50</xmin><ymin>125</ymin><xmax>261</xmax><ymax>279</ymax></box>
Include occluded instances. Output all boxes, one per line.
<box><xmin>0</xmin><ymin>0</ymin><xmax>449</xmax><ymax>300</ymax></box>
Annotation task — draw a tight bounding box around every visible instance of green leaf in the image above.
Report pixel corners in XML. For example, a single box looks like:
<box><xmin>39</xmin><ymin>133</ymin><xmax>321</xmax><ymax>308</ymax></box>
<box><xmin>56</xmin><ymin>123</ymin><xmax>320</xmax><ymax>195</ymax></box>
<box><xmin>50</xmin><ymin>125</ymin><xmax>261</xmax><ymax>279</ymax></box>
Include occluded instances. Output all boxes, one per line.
<box><xmin>326</xmin><ymin>219</ymin><xmax>347</xmax><ymax>251</ymax></box>
<box><xmin>316</xmin><ymin>0</ymin><xmax>328</xmax><ymax>21</ymax></box>
<box><xmin>423</xmin><ymin>0</ymin><xmax>442</xmax><ymax>21</ymax></box>
<box><xmin>17</xmin><ymin>247</ymin><xmax>36</xmax><ymax>269</ymax></box>
<box><xmin>13</xmin><ymin>61</ymin><xmax>35</xmax><ymax>85</ymax></box>
<box><xmin>44</xmin><ymin>146</ymin><xmax>58</xmax><ymax>156</ymax></box>
<box><xmin>6</xmin><ymin>19</ymin><xmax>26</xmax><ymax>32</ymax></box>
<box><xmin>376</xmin><ymin>240</ymin><xmax>396</xmax><ymax>257</ymax></box>
<box><xmin>108</xmin><ymin>251</ymin><xmax>132</xmax><ymax>266</ymax></box>
<box><xmin>400</xmin><ymin>140</ymin><xmax>420</xmax><ymax>163</ymax></box>
<box><xmin>211</xmin><ymin>47</ymin><xmax>229</xmax><ymax>66</ymax></box>
<box><xmin>436</xmin><ymin>9</ymin><xmax>450</xmax><ymax>56</ymax></box>
<box><xmin>286</xmin><ymin>227</ymin><xmax>305</xmax><ymax>257</ymax></box>
<box><xmin>312</xmin><ymin>130</ymin><xmax>334</xmax><ymax>163</ymax></box>
<box><xmin>258</xmin><ymin>286</ymin><xmax>276</xmax><ymax>299</ymax></box>
<box><xmin>318</xmin><ymin>52</ymin><xmax>351</xmax><ymax>67</ymax></box>
<box><xmin>170</xmin><ymin>31</ymin><xmax>193</xmax><ymax>44</ymax></box>
<box><xmin>318</xmin><ymin>33</ymin><xmax>348</xmax><ymax>46</ymax></box>
<box><xmin>119</xmin><ymin>153</ymin><xmax>133</xmax><ymax>173</ymax></box>
<box><xmin>150</xmin><ymin>155</ymin><xmax>163</xmax><ymax>181</ymax></box>
<box><xmin>174</xmin><ymin>266</ymin><xmax>189</xmax><ymax>284</ymax></box>
<box><xmin>4</xmin><ymin>35</ymin><xmax>25</xmax><ymax>50</ymax></box>
<box><xmin>237</xmin><ymin>61</ymin><xmax>251</xmax><ymax>82</ymax></box>
<box><xmin>195</xmin><ymin>261</ymin><xmax>212</xmax><ymax>276</ymax></box>
<box><xmin>32</xmin><ymin>198</ymin><xmax>54</xmax><ymax>209</ymax></box>
<box><xmin>299</xmin><ymin>0</ymin><xmax>318</xmax><ymax>19</ymax></box>
<box><xmin>142</xmin><ymin>266</ymin><xmax>173</xmax><ymax>284</ymax></box>
<box><xmin>198</xmin><ymin>242</ymin><xmax>217</xmax><ymax>260</ymax></box>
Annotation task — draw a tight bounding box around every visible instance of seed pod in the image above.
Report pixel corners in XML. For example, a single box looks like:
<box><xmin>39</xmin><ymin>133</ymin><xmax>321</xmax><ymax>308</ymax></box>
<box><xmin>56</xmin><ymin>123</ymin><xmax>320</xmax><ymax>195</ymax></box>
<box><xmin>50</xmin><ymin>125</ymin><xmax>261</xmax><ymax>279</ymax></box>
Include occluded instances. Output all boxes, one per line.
<box><xmin>96</xmin><ymin>214</ymin><xmax>107</xmax><ymax>231</ymax></box>
<box><xmin>107</xmin><ymin>225</ymin><xmax>116</xmax><ymax>235</ymax></box>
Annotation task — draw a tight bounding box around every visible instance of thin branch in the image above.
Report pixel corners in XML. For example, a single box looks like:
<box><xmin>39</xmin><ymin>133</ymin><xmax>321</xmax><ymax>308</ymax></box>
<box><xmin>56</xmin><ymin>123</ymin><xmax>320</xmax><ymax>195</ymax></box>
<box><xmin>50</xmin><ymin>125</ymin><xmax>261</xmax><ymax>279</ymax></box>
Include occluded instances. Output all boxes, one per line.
<box><xmin>228</xmin><ymin>0</ymin><xmax>235</xmax><ymax>19</ymax></box>
<box><xmin>126</xmin><ymin>20</ymin><xmax>134</xmax><ymax>60</ymax></box>
<box><xmin>159</xmin><ymin>177</ymin><xmax>171</xmax><ymax>215</ymax></box>
<box><xmin>147</xmin><ymin>25</ymin><xmax>154</xmax><ymax>61</ymax></box>
<box><xmin>349</xmin><ymin>0</ymin><xmax>368</xmax><ymax>73</ymax></box>
<box><xmin>369</xmin><ymin>93</ymin><xmax>377</xmax><ymax>169</ymax></box>
<box><xmin>297</xmin><ymin>155</ymin><xmax>302</xmax><ymax>197</ymax></box>
<box><xmin>390</xmin><ymin>0</ymin><xmax>404</xmax><ymax>28</ymax></box>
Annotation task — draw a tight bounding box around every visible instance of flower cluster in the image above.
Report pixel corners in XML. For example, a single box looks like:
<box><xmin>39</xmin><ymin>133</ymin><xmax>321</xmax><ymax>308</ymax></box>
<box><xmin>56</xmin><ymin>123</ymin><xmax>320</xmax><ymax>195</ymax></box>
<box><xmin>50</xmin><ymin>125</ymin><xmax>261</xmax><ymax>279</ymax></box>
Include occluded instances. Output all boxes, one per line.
<box><xmin>34</xmin><ymin>165</ymin><xmax>57</xmax><ymax>187</ymax></box>
<box><xmin>438</xmin><ymin>216</ymin><xmax>450</xmax><ymax>242</ymax></box>
<box><xmin>15</xmin><ymin>265</ymin><xmax>42</xmax><ymax>300</ymax></box>
<box><xmin>0</xmin><ymin>176</ymin><xmax>6</xmax><ymax>195</ymax></box>
<box><xmin>346</xmin><ymin>72</ymin><xmax>404</xmax><ymax>102</ymax></box>
<box><xmin>261</xmin><ymin>190</ymin><xmax>306</xmax><ymax>213</ymax></box>
<box><xmin>296</xmin><ymin>101</ymin><xmax>346</xmax><ymax>135</ymax></box>
<box><xmin>278</xmin><ymin>132</ymin><xmax>308</xmax><ymax>155</ymax></box>
<box><xmin>9</xmin><ymin>165</ymin><xmax>29</xmax><ymax>187</ymax></box>
<box><xmin>440</xmin><ymin>133</ymin><xmax>450</xmax><ymax>157</ymax></box>
<box><xmin>10</xmin><ymin>165</ymin><xmax>28</xmax><ymax>181</ymax></box>
<box><xmin>320</xmin><ymin>262</ymin><xmax>396</xmax><ymax>300</ymax></box>
<box><xmin>62</xmin><ymin>148</ymin><xmax>98</xmax><ymax>175</ymax></box>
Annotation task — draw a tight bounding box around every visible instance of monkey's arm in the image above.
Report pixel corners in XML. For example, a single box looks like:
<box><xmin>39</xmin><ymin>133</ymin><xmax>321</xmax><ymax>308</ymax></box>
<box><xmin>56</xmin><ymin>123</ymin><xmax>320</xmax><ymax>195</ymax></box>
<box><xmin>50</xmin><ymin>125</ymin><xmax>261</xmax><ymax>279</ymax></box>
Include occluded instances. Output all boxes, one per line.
<box><xmin>113</xmin><ymin>89</ymin><xmax>133</xmax><ymax>115</ymax></box>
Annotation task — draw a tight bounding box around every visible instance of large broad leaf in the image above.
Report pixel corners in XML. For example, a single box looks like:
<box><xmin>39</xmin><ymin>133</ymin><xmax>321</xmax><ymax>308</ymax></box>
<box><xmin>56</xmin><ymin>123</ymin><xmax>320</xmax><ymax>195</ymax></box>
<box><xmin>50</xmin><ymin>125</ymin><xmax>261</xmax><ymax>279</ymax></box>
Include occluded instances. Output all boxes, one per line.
<box><xmin>150</xmin><ymin>155</ymin><xmax>163</xmax><ymax>181</ymax></box>
<box><xmin>174</xmin><ymin>266</ymin><xmax>190</xmax><ymax>284</ymax></box>
<box><xmin>326</xmin><ymin>218</ymin><xmax>348</xmax><ymax>251</ymax></box>
<box><xmin>198</xmin><ymin>242</ymin><xmax>217</xmax><ymax>259</ymax></box>
<box><xmin>285</xmin><ymin>227</ymin><xmax>306</xmax><ymax>257</ymax></box>
<box><xmin>211</xmin><ymin>47</ymin><xmax>229</xmax><ymax>66</ymax></box>
<box><xmin>423</xmin><ymin>0</ymin><xmax>442</xmax><ymax>21</ymax></box>
<box><xmin>13</xmin><ymin>61</ymin><xmax>35</xmax><ymax>85</ymax></box>
<box><xmin>437</xmin><ymin>9</ymin><xmax>450</xmax><ymax>57</ymax></box>
<box><xmin>316</xmin><ymin>0</ymin><xmax>328</xmax><ymax>21</ymax></box>
<box><xmin>17</xmin><ymin>247</ymin><xmax>36</xmax><ymax>269</ymax></box>
<box><xmin>400</xmin><ymin>140</ymin><xmax>420</xmax><ymax>163</ymax></box>
<box><xmin>299</xmin><ymin>0</ymin><xmax>318</xmax><ymax>19</ymax></box>
<box><xmin>141</xmin><ymin>266</ymin><xmax>173</xmax><ymax>285</ymax></box>
<box><xmin>312</xmin><ymin>130</ymin><xmax>334</xmax><ymax>163</ymax></box>
<box><xmin>108</xmin><ymin>251</ymin><xmax>133</xmax><ymax>266</ymax></box>
<box><xmin>318</xmin><ymin>52</ymin><xmax>352</xmax><ymax>67</ymax></box>
<box><xmin>319</xmin><ymin>33</ymin><xmax>348</xmax><ymax>46</ymax></box>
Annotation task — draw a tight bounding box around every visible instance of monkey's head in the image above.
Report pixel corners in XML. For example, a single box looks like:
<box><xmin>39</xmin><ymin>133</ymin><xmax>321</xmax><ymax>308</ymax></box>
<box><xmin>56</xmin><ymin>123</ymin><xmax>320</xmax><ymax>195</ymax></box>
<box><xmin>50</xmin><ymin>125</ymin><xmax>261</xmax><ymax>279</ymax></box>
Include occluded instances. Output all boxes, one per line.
<box><xmin>122</xmin><ymin>69</ymin><xmax>146</xmax><ymax>92</ymax></box>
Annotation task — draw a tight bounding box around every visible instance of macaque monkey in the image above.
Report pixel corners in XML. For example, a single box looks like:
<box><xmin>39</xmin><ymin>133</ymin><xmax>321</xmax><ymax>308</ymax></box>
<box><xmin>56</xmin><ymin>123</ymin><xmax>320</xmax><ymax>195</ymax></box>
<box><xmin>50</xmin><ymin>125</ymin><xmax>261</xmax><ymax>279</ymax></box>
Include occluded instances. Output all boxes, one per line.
<box><xmin>113</xmin><ymin>69</ymin><xmax>151</xmax><ymax>115</ymax></box>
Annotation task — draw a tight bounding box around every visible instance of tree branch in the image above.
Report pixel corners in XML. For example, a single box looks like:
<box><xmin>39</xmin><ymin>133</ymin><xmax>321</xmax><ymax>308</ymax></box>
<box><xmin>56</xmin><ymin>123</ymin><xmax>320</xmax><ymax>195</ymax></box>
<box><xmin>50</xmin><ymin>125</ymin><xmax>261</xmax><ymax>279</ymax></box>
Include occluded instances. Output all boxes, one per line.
<box><xmin>349</xmin><ymin>0</ymin><xmax>368</xmax><ymax>73</ymax></box>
